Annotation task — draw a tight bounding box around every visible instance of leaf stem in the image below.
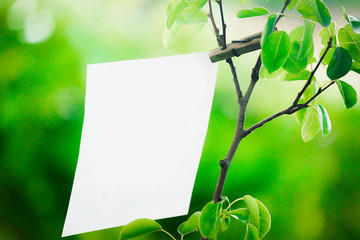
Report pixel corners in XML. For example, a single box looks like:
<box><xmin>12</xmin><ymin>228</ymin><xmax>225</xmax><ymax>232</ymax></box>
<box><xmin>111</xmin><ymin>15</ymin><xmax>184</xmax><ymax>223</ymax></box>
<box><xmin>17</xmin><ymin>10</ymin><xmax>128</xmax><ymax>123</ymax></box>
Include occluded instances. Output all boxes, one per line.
<box><xmin>161</xmin><ymin>229</ymin><xmax>177</xmax><ymax>240</ymax></box>
<box><xmin>225</xmin><ymin>198</ymin><xmax>243</xmax><ymax>211</ymax></box>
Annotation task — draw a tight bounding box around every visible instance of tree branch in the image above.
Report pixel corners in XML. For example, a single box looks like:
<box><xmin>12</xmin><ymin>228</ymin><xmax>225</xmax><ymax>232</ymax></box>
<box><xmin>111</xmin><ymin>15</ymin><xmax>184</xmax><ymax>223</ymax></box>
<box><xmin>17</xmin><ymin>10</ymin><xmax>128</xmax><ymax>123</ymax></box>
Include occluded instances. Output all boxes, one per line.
<box><xmin>216</xmin><ymin>0</ymin><xmax>227</xmax><ymax>50</ymax></box>
<box><xmin>226</xmin><ymin>58</ymin><xmax>243</xmax><ymax>100</ymax></box>
<box><xmin>207</xmin><ymin>0</ymin><xmax>222</xmax><ymax>46</ymax></box>
<box><xmin>293</xmin><ymin>37</ymin><xmax>333</xmax><ymax>105</ymax></box>
<box><xmin>210</xmin><ymin>0</ymin><xmax>292</xmax><ymax>207</ymax></box>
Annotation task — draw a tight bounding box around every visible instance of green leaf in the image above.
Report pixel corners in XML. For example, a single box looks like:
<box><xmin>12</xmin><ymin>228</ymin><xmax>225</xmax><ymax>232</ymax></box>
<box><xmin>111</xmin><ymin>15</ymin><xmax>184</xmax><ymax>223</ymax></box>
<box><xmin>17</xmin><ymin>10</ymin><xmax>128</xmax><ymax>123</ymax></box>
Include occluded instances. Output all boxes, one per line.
<box><xmin>317</xmin><ymin>104</ymin><xmax>331</xmax><ymax>136</ymax></box>
<box><xmin>255</xmin><ymin>199</ymin><xmax>271</xmax><ymax>239</ymax></box>
<box><xmin>341</xmin><ymin>6</ymin><xmax>350</xmax><ymax>22</ymax></box>
<box><xmin>237</xmin><ymin>8</ymin><xmax>268</xmax><ymax>18</ymax></box>
<box><xmin>326</xmin><ymin>47</ymin><xmax>352</xmax><ymax>80</ymax></box>
<box><xmin>352</xmin><ymin>61</ymin><xmax>360</xmax><ymax>74</ymax></box>
<box><xmin>239</xmin><ymin>0</ymin><xmax>249</xmax><ymax>5</ymax></box>
<box><xmin>283</xmin><ymin>41</ymin><xmax>308</xmax><ymax>74</ymax></box>
<box><xmin>220</xmin><ymin>217</ymin><xmax>230</xmax><ymax>232</ymax></box>
<box><xmin>336</xmin><ymin>80</ymin><xmax>358</xmax><ymax>109</ymax></box>
<box><xmin>262</xmin><ymin>31</ymin><xmax>291</xmax><ymax>74</ymax></box>
<box><xmin>298</xmin><ymin>19</ymin><xmax>315</xmax><ymax>60</ymax></box>
<box><xmin>319</xmin><ymin>22</ymin><xmax>336</xmax><ymax>47</ymax></box>
<box><xmin>178</xmin><ymin>10</ymin><xmax>207</xmax><ymax>25</ymax></box>
<box><xmin>338</xmin><ymin>24</ymin><xmax>360</xmax><ymax>62</ymax></box>
<box><xmin>319</xmin><ymin>47</ymin><xmax>336</xmax><ymax>65</ymax></box>
<box><xmin>180</xmin><ymin>0</ymin><xmax>208</xmax><ymax>22</ymax></box>
<box><xmin>199</xmin><ymin>201</ymin><xmax>223</xmax><ymax>238</ymax></box>
<box><xmin>228</xmin><ymin>208</ymin><xmax>250</xmax><ymax>224</ymax></box>
<box><xmin>303</xmin><ymin>80</ymin><xmax>318</xmax><ymax>104</ymax></box>
<box><xmin>319</xmin><ymin>22</ymin><xmax>335</xmax><ymax>47</ymax></box>
<box><xmin>261</xmin><ymin>14</ymin><xmax>280</xmax><ymax>46</ymax></box>
<box><xmin>341</xmin><ymin>6</ymin><xmax>360</xmax><ymax>34</ymax></box>
<box><xmin>166</xmin><ymin>0</ymin><xmax>188</xmax><ymax>29</ymax></box>
<box><xmin>301</xmin><ymin>106</ymin><xmax>321</xmax><ymax>142</ymax></box>
<box><xmin>297</xmin><ymin>0</ymin><xmax>316</xmax><ymax>21</ymax></box>
<box><xmin>244</xmin><ymin>224</ymin><xmax>261</xmax><ymax>240</ymax></box>
<box><xmin>295</xmin><ymin>99</ymin><xmax>307</xmax><ymax>124</ymax></box>
<box><xmin>289</xmin><ymin>24</ymin><xmax>315</xmax><ymax>60</ymax></box>
<box><xmin>163</xmin><ymin>23</ymin><xmax>181</xmax><ymax>49</ymax></box>
<box><xmin>285</xmin><ymin>70</ymin><xmax>311</xmax><ymax>81</ymax></box>
<box><xmin>284</xmin><ymin>0</ymin><xmax>300</xmax><ymax>10</ymax></box>
<box><xmin>120</xmin><ymin>219</ymin><xmax>162</xmax><ymax>240</ymax></box>
<box><xmin>243</xmin><ymin>195</ymin><xmax>260</xmax><ymax>230</ymax></box>
<box><xmin>177</xmin><ymin>212</ymin><xmax>201</xmax><ymax>236</ymax></box>
<box><xmin>297</xmin><ymin>0</ymin><xmax>331</xmax><ymax>27</ymax></box>
<box><xmin>260</xmin><ymin>66</ymin><xmax>285</xmax><ymax>80</ymax></box>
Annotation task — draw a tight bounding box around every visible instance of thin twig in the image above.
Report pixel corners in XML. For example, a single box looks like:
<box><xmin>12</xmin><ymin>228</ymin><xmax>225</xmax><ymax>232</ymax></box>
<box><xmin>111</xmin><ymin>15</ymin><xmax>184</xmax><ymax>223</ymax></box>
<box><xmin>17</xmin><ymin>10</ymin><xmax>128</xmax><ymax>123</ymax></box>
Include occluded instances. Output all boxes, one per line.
<box><xmin>226</xmin><ymin>58</ymin><xmax>243</xmax><ymax>100</ymax></box>
<box><xmin>207</xmin><ymin>0</ymin><xmax>221</xmax><ymax>46</ymax></box>
<box><xmin>293</xmin><ymin>37</ymin><xmax>333</xmax><ymax>105</ymax></box>
<box><xmin>216</xmin><ymin>0</ymin><xmax>227</xmax><ymax>50</ymax></box>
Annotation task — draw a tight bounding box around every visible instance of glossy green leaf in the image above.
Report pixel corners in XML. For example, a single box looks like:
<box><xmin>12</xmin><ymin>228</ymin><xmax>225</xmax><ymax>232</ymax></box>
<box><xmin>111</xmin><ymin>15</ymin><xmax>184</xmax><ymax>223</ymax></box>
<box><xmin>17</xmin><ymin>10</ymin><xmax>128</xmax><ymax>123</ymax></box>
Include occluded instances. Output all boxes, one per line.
<box><xmin>352</xmin><ymin>61</ymin><xmax>360</xmax><ymax>74</ymax></box>
<box><xmin>327</xmin><ymin>47</ymin><xmax>352</xmax><ymax>80</ymax></box>
<box><xmin>178</xmin><ymin>9</ymin><xmax>207</xmax><ymax>25</ymax></box>
<box><xmin>296</xmin><ymin>0</ymin><xmax>317</xmax><ymax>21</ymax></box>
<box><xmin>289</xmin><ymin>24</ymin><xmax>315</xmax><ymax>60</ymax></box>
<box><xmin>255</xmin><ymin>199</ymin><xmax>271</xmax><ymax>239</ymax></box>
<box><xmin>317</xmin><ymin>104</ymin><xmax>331</xmax><ymax>136</ymax></box>
<box><xmin>261</xmin><ymin>14</ymin><xmax>280</xmax><ymax>46</ymax></box>
<box><xmin>297</xmin><ymin>0</ymin><xmax>331</xmax><ymax>27</ymax></box>
<box><xmin>228</xmin><ymin>208</ymin><xmax>250</xmax><ymax>224</ymax></box>
<box><xmin>239</xmin><ymin>0</ymin><xmax>249</xmax><ymax>5</ymax></box>
<box><xmin>303</xmin><ymin>80</ymin><xmax>318</xmax><ymax>104</ymax></box>
<box><xmin>260</xmin><ymin>66</ymin><xmax>285</xmax><ymax>80</ymax></box>
<box><xmin>237</xmin><ymin>8</ymin><xmax>268</xmax><ymax>18</ymax></box>
<box><xmin>177</xmin><ymin>212</ymin><xmax>201</xmax><ymax>236</ymax></box>
<box><xmin>319</xmin><ymin>22</ymin><xmax>335</xmax><ymax>48</ymax></box>
<box><xmin>284</xmin><ymin>41</ymin><xmax>308</xmax><ymax>73</ymax></box>
<box><xmin>180</xmin><ymin>0</ymin><xmax>208</xmax><ymax>21</ymax></box>
<box><xmin>348</xmin><ymin>15</ymin><xmax>360</xmax><ymax>34</ymax></box>
<box><xmin>284</xmin><ymin>0</ymin><xmax>300</xmax><ymax>10</ymax></box>
<box><xmin>262</xmin><ymin>31</ymin><xmax>291</xmax><ymax>74</ymax></box>
<box><xmin>319</xmin><ymin>47</ymin><xmax>335</xmax><ymax>65</ymax></box>
<box><xmin>220</xmin><ymin>217</ymin><xmax>230</xmax><ymax>232</ymax></box>
<box><xmin>285</xmin><ymin>70</ymin><xmax>311</xmax><ymax>81</ymax></box>
<box><xmin>166</xmin><ymin>0</ymin><xmax>188</xmax><ymax>29</ymax></box>
<box><xmin>295</xmin><ymin>99</ymin><xmax>307</xmax><ymax>124</ymax></box>
<box><xmin>338</xmin><ymin>24</ymin><xmax>360</xmax><ymax>61</ymax></box>
<box><xmin>336</xmin><ymin>80</ymin><xmax>358</xmax><ymax>109</ymax></box>
<box><xmin>301</xmin><ymin>106</ymin><xmax>321</xmax><ymax>142</ymax></box>
<box><xmin>120</xmin><ymin>219</ymin><xmax>162</xmax><ymax>240</ymax></box>
<box><xmin>243</xmin><ymin>195</ymin><xmax>260</xmax><ymax>230</ymax></box>
<box><xmin>341</xmin><ymin>6</ymin><xmax>350</xmax><ymax>22</ymax></box>
<box><xmin>298</xmin><ymin>19</ymin><xmax>315</xmax><ymax>59</ymax></box>
<box><xmin>199</xmin><ymin>201</ymin><xmax>222</xmax><ymax>238</ymax></box>
<box><xmin>166</xmin><ymin>0</ymin><xmax>181</xmax><ymax>16</ymax></box>
<box><xmin>341</xmin><ymin>6</ymin><xmax>360</xmax><ymax>34</ymax></box>
<box><xmin>163</xmin><ymin>23</ymin><xmax>181</xmax><ymax>49</ymax></box>
<box><xmin>244</xmin><ymin>224</ymin><xmax>261</xmax><ymax>240</ymax></box>
<box><xmin>289</xmin><ymin>25</ymin><xmax>304</xmax><ymax>42</ymax></box>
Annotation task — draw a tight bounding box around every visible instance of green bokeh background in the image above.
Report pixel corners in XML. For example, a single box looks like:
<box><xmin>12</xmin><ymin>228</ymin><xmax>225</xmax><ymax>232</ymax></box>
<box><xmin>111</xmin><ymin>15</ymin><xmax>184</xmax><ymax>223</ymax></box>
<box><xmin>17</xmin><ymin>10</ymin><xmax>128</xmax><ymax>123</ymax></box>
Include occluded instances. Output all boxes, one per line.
<box><xmin>0</xmin><ymin>0</ymin><xmax>359</xmax><ymax>239</ymax></box>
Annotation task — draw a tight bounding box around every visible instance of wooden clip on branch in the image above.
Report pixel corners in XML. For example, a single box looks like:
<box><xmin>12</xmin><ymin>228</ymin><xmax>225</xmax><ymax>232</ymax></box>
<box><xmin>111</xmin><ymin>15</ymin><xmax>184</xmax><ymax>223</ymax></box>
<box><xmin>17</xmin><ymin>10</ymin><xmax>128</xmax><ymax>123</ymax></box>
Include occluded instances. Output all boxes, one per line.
<box><xmin>209</xmin><ymin>29</ymin><xmax>277</xmax><ymax>63</ymax></box>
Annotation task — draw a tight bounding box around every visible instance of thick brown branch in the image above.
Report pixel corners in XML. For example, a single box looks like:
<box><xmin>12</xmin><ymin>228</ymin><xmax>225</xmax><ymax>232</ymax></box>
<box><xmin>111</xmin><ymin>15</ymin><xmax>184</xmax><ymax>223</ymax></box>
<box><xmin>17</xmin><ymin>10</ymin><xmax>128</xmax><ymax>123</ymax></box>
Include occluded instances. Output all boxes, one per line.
<box><xmin>210</xmin><ymin>0</ymin><xmax>291</xmax><ymax>207</ymax></box>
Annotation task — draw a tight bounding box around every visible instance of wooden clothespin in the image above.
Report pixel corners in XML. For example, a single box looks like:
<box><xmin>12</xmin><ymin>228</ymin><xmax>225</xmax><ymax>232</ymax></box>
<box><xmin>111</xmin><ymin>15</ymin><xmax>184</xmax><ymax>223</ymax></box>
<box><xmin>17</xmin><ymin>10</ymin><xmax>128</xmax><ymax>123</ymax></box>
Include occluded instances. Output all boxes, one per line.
<box><xmin>209</xmin><ymin>29</ymin><xmax>276</xmax><ymax>63</ymax></box>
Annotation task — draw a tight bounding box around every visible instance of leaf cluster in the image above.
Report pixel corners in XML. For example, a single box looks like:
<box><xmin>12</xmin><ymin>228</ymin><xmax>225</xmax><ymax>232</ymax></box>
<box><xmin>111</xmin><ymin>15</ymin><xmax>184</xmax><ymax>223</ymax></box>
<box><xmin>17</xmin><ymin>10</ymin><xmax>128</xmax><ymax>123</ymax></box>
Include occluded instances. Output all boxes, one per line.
<box><xmin>257</xmin><ymin>1</ymin><xmax>360</xmax><ymax>142</ymax></box>
<box><xmin>119</xmin><ymin>195</ymin><xmax>271</xmax><ymax>240</ymax></box>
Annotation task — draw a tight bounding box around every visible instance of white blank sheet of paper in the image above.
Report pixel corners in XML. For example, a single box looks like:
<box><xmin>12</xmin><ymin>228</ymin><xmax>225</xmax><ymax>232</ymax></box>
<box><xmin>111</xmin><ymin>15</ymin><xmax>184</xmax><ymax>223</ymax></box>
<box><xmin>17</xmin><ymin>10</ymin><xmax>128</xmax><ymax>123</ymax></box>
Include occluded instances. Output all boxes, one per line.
<box><xmin>62</xmin><ymin>52</ymin><xmax>218</xmax><ymax>237</ymax></box>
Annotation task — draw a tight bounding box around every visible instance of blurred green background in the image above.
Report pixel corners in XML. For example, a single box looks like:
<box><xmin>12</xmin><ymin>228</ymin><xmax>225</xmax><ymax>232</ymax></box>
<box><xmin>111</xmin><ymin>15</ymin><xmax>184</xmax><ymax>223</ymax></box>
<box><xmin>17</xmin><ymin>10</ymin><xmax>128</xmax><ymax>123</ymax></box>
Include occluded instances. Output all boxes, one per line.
<box><xmin>0</xmin><ymin>0</ymin><xmax>359</xmax><ymax>239</ymax></box>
